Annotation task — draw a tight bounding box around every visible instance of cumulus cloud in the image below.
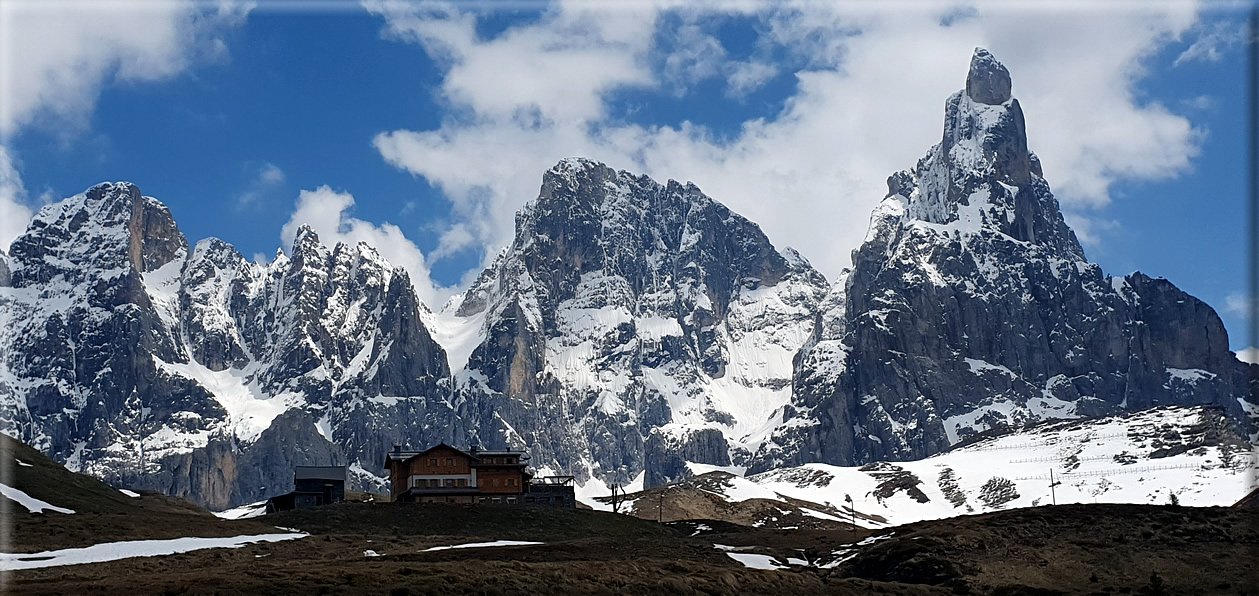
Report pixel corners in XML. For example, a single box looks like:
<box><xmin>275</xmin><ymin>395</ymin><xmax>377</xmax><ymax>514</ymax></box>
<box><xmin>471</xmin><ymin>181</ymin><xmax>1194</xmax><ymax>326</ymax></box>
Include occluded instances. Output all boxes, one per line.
<box><xmin>281</xmin><ymin>186</ymin><xmax>448</xmax><ymax>306</ymax></box>
<box><xmin>0</xmin><ymin>146</ymin><xmax>32</xmax><ymax>251</ymax></box>
<box><xmin>367</xmin><ymin>1</ymin><xmax>1209</xmax><ymax>285</ymax></box>
<box><xmin>0</xmin><ymin>0</ymin><xmax>251</xmax><ymax>135</ymax></box>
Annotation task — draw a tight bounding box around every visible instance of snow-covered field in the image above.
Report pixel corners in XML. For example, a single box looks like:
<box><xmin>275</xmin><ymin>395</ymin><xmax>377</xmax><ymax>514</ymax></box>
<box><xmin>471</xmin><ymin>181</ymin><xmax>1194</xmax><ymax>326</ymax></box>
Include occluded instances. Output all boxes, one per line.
<box><xmin>0</xmin><ymin>533</ymin><xmax>307</xmax><ymax>571</ymax></box>
<box><xmin>601</xmin><ymin>407</ymin><xmax>1256</xmax><ymax>529</ymax></box>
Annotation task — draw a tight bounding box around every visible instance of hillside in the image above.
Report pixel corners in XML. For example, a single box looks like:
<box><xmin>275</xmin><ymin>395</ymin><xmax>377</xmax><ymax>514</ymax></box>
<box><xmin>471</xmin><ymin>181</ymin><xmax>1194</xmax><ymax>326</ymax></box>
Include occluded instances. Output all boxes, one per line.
<box><xmin>0</xmin><ymin>433</ymin><xmax>282</xmax><ymax>552</ymax></box>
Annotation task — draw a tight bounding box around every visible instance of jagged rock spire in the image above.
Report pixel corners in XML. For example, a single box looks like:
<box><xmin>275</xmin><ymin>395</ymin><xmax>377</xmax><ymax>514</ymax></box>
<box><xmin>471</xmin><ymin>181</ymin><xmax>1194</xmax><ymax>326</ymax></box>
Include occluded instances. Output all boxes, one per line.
<box><xmin>966</xmin><ymin>47</ymin><xmax>1012</xmax><ymax>105</ymax></box>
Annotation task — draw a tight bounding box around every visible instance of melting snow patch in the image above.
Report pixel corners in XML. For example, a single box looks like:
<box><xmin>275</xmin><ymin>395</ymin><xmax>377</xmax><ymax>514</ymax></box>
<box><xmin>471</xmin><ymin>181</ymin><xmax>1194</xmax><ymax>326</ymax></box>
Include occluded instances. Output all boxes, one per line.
<box><xmin>421</xmin><ymin>540</ymin><xmax>543</xmax><ymax>552</ymax></box>
<box><xmin>855</xmin><ymin>533</ymin><xmax>893</xmax><ymax>546</ymax></box>
<box><xmin>0</xmin><ymin>533</ymin><xmax>306</xmax><ymax>570</ymax></box>
<box><xmin>0</xmin><ymin>483</ymin><xmax>74</xmax><ymax>514</ymax></box>
<box><xmin>213</xmin><ymin>501</ymin><xmax>268</xmax><ymax>520</ymax></box>
<box><xmin>14</xmin><ymin>459</ymin><xmax>31</xmax><ymax>467</ymax></box>
<box><xmin>725</xmin><ymin>552</ymin><xmax>785</xmax><ymax>570</ymax></box>
<box><xmin>118</xmin><ymin>489</ymin><xmax>140</xmax><ymax>498</ymax></box>
<box><xmin>363</xmin><ymin>550</ymin><xmax>382</xmax><ymax>557</ymax></box>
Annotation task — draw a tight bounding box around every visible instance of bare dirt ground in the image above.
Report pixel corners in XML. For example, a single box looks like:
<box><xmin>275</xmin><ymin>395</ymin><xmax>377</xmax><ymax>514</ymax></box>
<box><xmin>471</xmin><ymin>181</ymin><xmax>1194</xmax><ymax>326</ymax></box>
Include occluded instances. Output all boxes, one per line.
<box><xmin>6</xmin><ymin>501</ymin><xmax>1256</xmax><ymax>595</ymax></box>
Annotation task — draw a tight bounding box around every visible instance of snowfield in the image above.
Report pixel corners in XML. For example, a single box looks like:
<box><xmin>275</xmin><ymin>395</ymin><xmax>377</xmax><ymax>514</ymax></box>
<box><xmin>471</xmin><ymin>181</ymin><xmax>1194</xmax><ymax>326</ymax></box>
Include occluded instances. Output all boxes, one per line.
<box><xmin>622</xmin><ymin>407</ymin><xmax>1255</xmax><ymax>529</ymax></box>
<box><xmin>0</xmin><ymin>533</ymin><xmax>307</xmax><ymax>570</ymax></box>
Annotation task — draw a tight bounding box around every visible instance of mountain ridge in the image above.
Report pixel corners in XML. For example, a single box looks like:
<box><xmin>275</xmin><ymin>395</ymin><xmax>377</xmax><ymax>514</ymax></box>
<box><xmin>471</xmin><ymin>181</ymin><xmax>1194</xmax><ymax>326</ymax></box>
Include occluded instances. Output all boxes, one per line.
<box><xmin>0</xmin><ymin>49</ymin><xmax>1253</xmax><ymax>508</ymax></box>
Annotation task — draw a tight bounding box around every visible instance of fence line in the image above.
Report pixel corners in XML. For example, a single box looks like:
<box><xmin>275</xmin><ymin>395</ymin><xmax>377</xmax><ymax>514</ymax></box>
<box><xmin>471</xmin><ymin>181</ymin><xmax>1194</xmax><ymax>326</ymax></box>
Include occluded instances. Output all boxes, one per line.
<box><xmin>964</xmin><ymin>432</ymin><xmax>1130</xmax><ymax>452</ymax></box>
<box><xmin>1013</xmin><ymin>462</ymin><xmax>1202</xmax><ymax>481</ymax></box>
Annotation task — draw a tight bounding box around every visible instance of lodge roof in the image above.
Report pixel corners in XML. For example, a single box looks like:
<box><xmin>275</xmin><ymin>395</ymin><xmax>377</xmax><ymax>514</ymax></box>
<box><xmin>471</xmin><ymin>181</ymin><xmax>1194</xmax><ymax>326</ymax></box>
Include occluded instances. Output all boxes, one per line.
<box><xmin>294</xmin><ymin>466</ymin><xmax>347</xmax><ymax>482</ymax></box>
<box><xmin>382</xmin><ymin>443</ymin><xmax>528</xmax><ymax>469</ymax></box>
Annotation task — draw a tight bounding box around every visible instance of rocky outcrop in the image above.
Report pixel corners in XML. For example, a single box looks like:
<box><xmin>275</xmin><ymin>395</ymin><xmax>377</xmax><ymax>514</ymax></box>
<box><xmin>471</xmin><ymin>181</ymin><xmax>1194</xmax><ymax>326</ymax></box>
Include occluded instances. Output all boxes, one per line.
<box><xmin>965</xmin><ymin>48</ymin><xmax>1012</xmax><ymax>105</ymax></box>
<box><xmin>643</xmin><ymin>427</ymin><xmax>732</xmax><ymax>487</ymax></box>
<box><xmin>0</xmin><ymin>249</ymin><xmax>10</xmax><ymax>287</ymax></box>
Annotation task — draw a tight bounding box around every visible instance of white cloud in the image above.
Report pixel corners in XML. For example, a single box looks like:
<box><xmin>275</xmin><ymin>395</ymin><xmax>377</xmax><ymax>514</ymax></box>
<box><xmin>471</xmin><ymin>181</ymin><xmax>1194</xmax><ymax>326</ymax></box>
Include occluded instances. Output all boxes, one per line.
<box><xmin>0</xmin><ymin>0</ymin><xmax>251</xmax><ymax>135</ymax></box>
<box><xmin>281</xmin><ymin>186</ymin><xmax>448</xmax><ymax>307</ymax></box>
<box><xmin>726</xmin><ymin>60</ymin><xmax>779</xmax><ymax>97</ymax></box>
<box><xmin>1236</xmin><ymin>347</ymin><xmax>1259</xmax><ymax>365</ymax></box>
<box><xmin>368</xmin><ymin>1</ymin><xmax>1209</xmax><ymax>289</ymax></box>
<box><xmin>1173</xmin><ymin>18</ymin><xmax>1247</xmax><ymax>67</ymax></box>
<box><xmin>0</xmin><ymin>0</ymin><xmax>250</xmax><ymax>251</ymax></box>
<box><xmin>1062</xmin><ymin>212</ymin><xmax>1121</xmax><ymax>248</ymax></box>
<box><xmin>0</xmin><ymin>146</ymin><xmax>32</xmax><ymax>252</ymax></box>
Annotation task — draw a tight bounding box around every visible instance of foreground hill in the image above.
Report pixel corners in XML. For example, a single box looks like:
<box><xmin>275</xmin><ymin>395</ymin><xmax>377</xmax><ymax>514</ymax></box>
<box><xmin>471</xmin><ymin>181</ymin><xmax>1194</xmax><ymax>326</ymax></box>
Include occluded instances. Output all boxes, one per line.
<box><xmin>9</xmin><ymin>498</ymin><xmax>1256</xmax><ymax>595</ymax></box>
<box><xmin>0</xmin><ymin>433</ymin><xmax>283</xmax><ymax>552</ymax></box>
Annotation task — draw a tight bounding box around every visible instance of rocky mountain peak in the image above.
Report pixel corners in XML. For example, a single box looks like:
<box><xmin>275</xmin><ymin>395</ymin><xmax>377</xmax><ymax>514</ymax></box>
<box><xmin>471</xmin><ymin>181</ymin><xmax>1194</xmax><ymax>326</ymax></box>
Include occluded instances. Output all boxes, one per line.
<box><xmin>8</xmin><ymin>181</ymin><xmax>189</xmax><ymax>292</ymax></box>
<box><xmin>875</xmin><ymin>47</ymin><xmax>1083</xmax><ymax>259</ymax></box>
<box><xmin>965</xmin><ymin>47</ymin><xmax>1012</xmax><ymax>105</ymax></box>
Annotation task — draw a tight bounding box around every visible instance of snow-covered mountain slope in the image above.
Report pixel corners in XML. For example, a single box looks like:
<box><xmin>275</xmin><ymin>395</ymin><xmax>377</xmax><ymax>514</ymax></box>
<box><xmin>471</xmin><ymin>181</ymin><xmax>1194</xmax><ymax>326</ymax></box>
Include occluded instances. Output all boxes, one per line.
<box><xmin>645</xmin><ymin>406</ymin><xmax>1255</xmax><ymax>529</ymax></box>
<box><xmin>751</xmin><ymin>48</ymin><xmax>1257</xmax><ymax>473</ymax></box>
<box><xmin>440</xmin><ymin>158</ymin><xmax>829</xmax><ymax>486</ymax></box>
<box><xmin>0</xmin><ymin>183</ymin><xmax>456</xmax><ymax>508</ymax></box>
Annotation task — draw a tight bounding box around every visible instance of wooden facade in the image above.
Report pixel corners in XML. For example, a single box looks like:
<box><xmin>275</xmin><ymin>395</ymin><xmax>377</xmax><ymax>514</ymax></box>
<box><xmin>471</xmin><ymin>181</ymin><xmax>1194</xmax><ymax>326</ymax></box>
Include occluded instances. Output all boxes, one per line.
<box><xmin>383</xmin><ymin>444</ymin><xmax>532</xmax><ymax>504</ymax></box>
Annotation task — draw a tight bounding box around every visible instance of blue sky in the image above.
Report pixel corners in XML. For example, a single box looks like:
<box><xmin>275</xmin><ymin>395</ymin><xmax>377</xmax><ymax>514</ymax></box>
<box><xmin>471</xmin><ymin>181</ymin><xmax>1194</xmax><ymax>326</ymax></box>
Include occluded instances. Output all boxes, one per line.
<box><xmin>0</xmin><ymin>1</ymin><xmax>1251</xmax><ymax>351</ymax></box>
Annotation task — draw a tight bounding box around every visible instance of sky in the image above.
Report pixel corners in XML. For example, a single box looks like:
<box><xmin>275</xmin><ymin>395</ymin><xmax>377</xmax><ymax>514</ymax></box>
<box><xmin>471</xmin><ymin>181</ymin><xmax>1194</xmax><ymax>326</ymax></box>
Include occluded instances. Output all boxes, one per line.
<box><xmin>0</xmin><ymin>0</ymin><xmax>1252</xmax><ymax>353</ymax></box>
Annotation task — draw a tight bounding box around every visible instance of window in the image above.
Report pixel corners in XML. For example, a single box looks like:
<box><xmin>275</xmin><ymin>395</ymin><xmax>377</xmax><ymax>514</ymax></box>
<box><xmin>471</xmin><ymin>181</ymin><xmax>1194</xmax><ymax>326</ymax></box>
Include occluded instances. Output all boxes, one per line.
<box><xmin>429</xmin><ymin>458</ymin><xmax>437</xmax><ymax>467</ymax></box>
<box><xmin>446</xmin><ymin>458</ymin><xmax>453</xmax><ymax>467</ymax></box>
<box><xmin>493</xmin><ymin>478</ymin><xmax>499</xmax><ymax>487</ymax></box>
<box><xmin>458</xmin><ymin>479</ymin><xmax>467</xmax><ymax>487</ymax></box>
<box><xmin>445</xmin><ymin>479</ymin><xmax>455</xmax><ymax>487</ymax></box>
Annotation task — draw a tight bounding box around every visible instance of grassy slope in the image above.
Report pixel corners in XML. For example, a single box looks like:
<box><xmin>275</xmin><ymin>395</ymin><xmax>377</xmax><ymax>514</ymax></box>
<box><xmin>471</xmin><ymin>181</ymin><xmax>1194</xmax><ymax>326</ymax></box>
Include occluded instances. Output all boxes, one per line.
<box><xmin>1</xmin><ymin>434</ymin><xmax>279</xmax><ymax>552</ymax></box>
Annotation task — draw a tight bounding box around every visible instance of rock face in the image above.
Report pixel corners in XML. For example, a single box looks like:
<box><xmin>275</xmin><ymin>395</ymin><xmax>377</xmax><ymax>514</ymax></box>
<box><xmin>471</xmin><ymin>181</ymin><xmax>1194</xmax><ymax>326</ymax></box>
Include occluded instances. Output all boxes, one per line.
<box><xmin>749</xmin><ymin>48</ymin><xmax>1256</xmax><ymax>473</ymax></box>
<box><xmin>0</xmin><ymin>49</ymin><xmax>1253</xmax><ymax>505</ymax></box>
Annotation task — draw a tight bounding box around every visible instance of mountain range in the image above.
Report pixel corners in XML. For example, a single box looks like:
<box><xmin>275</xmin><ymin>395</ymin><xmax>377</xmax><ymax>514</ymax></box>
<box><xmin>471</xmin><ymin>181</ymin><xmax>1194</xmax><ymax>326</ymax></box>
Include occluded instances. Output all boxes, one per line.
<box><xmin>0</xmin><ymin>49</ymin><xmax>1253</xmax><ymax>510</ymax></box>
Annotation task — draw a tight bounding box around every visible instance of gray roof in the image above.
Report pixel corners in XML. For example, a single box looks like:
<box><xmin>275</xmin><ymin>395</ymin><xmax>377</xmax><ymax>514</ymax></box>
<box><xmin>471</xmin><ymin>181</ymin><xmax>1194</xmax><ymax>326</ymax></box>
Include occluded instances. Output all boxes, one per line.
<box><xmin>294</xmin><ymin>466</ymin><xmax>346</xmax><ymax>481</ymax></box>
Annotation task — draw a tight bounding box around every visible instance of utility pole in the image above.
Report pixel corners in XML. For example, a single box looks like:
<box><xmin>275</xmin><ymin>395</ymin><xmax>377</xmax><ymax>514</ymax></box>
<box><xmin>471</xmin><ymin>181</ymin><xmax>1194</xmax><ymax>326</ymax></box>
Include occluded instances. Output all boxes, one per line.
<box><xmin>1049</xmin><ymin>469</ymin><xmax>1061</xmax><ymax>506</ymax></box>
<box><xmin>845</xmin><ymin>494</ymin><xmax>855</xmax><ymax>540</ymax></box>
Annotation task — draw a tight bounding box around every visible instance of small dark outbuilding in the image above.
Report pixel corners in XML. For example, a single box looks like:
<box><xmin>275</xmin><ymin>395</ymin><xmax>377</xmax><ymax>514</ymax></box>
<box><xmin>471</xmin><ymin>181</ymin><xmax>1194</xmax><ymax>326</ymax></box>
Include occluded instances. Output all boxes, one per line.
<box><xmin>265</xmin><ymin>466</ymin><xmax>346</xmax><ymax>513</ymax></box>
